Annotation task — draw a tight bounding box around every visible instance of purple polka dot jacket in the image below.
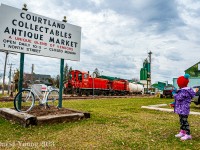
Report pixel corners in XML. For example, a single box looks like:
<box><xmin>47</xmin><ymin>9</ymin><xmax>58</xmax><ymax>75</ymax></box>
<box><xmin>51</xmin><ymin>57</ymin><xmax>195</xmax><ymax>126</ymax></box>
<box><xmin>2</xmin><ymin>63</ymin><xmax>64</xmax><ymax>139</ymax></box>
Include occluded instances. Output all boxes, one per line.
<box><xmin>174</xmin><ymin>87</ymin><xmax>195</xmax><ymax>115</ymax></box>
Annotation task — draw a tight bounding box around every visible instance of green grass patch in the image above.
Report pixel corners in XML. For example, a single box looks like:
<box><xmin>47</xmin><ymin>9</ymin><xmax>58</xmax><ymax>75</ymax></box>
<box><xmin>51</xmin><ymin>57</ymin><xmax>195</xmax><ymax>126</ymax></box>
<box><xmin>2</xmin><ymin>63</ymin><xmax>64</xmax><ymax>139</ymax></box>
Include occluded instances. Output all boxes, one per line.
<box><xmin>0</xmin><ymin>97</ymin><xmax>200</xmax><ymax>149</ymax></box>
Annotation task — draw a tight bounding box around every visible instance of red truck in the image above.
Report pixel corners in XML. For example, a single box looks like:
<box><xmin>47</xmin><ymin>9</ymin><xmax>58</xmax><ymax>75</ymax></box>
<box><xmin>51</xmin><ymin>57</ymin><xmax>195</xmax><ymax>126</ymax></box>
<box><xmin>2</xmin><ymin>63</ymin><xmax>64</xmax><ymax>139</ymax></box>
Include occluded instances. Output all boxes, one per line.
<box><xmin>160</xmin><ymin>86</ymin><xmax>174</xmax><ymax>98</ymax></box>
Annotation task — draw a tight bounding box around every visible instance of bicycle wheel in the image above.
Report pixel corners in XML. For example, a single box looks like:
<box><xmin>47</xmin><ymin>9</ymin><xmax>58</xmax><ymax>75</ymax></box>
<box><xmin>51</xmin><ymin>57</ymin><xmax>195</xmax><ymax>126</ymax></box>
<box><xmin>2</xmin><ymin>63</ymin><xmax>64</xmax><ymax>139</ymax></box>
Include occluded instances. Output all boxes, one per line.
<box><xmin>14</xmin><ymin>89</ymin><xmax>35</xmax><ymax>112</ymax></box>
<box><xmin>46</xmin><ymin>90</ymin><xmax>59</xmax><ymax>107</ymax></box>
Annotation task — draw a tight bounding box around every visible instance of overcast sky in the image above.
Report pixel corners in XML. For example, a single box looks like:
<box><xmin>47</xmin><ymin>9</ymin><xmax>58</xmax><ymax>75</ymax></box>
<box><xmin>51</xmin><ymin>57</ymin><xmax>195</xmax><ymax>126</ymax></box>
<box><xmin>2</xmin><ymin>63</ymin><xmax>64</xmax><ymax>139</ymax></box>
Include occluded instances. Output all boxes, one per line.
<box><xmin>0</xmin><ymin>0</ymin><xmax>199</xmax><ymax>84</ymax></box>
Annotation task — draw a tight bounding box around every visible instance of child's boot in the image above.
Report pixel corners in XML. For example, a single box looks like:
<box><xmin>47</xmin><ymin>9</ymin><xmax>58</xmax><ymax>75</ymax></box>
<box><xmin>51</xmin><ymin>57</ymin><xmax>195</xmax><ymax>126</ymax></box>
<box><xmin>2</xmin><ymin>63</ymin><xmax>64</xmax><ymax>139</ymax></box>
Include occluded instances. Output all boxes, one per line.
<box><xmin>175</xmin><ymin>130</ymin><xmax>185</xmax><ymax>138</ymax></box>
<box><xmin>181</xmin><ymin>134</ymin><xmax>192</xmax><ymax>140</ymax></box>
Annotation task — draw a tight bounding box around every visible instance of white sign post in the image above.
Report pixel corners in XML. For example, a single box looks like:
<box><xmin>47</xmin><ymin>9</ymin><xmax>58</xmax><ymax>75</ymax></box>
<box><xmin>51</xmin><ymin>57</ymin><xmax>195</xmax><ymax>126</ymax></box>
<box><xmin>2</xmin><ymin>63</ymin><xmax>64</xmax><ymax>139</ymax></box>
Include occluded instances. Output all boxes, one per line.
<box><xmin>0</xmin><ymin>4</ymin><xmax>81</xmax><ymax>61</ymax></box>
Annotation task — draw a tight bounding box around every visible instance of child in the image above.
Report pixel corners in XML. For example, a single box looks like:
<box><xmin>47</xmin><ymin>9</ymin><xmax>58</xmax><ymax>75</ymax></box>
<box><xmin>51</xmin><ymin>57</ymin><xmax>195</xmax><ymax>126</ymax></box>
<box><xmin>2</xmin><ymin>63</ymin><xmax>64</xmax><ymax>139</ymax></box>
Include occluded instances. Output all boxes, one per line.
<box><xmin>173</xmin><ymin>74</ymin><xmax>195</xmax><ymax>140</ymax></box>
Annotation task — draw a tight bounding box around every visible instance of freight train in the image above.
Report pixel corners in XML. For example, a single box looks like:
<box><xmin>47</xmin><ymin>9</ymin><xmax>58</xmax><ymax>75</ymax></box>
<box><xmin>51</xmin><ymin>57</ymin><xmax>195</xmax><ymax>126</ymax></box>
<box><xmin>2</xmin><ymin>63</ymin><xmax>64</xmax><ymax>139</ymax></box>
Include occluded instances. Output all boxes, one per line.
<box><xmin>64</xmin><ymin>70</ymin><xmax>144</xmax><ymax>96</ymax></box>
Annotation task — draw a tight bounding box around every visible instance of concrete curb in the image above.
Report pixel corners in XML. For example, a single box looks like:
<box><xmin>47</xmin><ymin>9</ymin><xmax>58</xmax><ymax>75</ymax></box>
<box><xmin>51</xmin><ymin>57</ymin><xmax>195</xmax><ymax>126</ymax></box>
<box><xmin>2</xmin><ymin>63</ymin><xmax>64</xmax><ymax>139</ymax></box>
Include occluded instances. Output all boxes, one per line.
<box><xmin>141</xmin><ymin>104</ymin><xmax>200</xmax><ymax>115</ymax></box>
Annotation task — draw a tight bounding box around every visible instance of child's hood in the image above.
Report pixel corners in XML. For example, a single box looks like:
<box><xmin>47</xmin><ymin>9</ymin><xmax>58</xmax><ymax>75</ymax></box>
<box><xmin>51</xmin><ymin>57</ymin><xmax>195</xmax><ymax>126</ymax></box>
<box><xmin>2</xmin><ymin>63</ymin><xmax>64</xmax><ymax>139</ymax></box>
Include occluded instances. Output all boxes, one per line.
<box><xmin>180</xmin><ymin>87</ymin><xmax>196</xmax><ymax>97</ymax></box>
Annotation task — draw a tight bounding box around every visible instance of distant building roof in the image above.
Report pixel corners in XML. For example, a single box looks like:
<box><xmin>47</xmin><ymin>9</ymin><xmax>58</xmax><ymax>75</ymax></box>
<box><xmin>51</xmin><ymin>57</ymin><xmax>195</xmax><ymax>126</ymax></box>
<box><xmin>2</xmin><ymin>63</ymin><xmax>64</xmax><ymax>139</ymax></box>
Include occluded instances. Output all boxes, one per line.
<box><xmin>99</xmin><ymin>75</ymin><xmax>121</xmax><ymax>81</ymax></box>
<box><xmin>185</xmin><ymin>61</ymin><xmax>200</xmax><ymax>72</ymax></box>
<box><xmin>184</xmin><ymin>61</ymin><xmax>200</xmax><ymax>77</ymax></box>
<box><xmin>24</xmin><ymin>73</ymin><xmax>51</xmax><ymax>85</ymax></box>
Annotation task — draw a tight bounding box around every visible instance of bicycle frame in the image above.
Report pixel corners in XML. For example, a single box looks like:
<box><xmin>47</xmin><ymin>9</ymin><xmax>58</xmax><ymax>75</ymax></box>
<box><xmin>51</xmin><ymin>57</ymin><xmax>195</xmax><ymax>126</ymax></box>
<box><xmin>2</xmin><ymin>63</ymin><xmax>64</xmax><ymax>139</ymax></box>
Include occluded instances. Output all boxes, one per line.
<box><xmin>14</xmin><ymin>84</ymin><xmax>59</xmax><ymax>112</ymax></box>
<box><xmin>28</xmin><ymin>84</ymin><xmax>49</xmax><ymax>104</ymax></box>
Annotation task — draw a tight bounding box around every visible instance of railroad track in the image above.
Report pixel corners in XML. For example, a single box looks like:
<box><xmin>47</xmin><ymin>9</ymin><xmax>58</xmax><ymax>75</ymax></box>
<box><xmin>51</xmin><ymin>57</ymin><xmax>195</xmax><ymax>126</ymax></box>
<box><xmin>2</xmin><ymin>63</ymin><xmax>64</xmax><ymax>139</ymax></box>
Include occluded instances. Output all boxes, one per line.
<box><xmin>0</xmin><ymin>94</ymin><xmax>154</xmax><ymax>102</ymax></box>
<box><xmin>63</xmin><ymin>94</ymin><xmax>153</xmax><ymax>100</ymax></box>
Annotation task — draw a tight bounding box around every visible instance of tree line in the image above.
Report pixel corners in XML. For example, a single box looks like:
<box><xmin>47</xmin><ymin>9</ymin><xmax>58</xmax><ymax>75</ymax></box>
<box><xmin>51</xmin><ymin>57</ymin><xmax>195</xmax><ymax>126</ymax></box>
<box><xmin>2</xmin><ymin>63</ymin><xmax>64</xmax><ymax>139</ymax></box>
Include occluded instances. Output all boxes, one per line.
<box><xmin>10</xmin><ymin>63</ymin><xmax>102</xmax><ymax>91</ymax></box>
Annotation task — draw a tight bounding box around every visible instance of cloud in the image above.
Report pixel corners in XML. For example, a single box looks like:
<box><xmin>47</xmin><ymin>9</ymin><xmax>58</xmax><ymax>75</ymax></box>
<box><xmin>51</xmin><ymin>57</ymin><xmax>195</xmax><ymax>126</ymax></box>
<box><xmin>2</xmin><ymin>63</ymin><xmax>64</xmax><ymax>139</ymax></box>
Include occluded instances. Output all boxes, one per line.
<box><xmin>0</xmin><ymin>0</ymin><xmax>200</xmax><ymax>85</ymax></box>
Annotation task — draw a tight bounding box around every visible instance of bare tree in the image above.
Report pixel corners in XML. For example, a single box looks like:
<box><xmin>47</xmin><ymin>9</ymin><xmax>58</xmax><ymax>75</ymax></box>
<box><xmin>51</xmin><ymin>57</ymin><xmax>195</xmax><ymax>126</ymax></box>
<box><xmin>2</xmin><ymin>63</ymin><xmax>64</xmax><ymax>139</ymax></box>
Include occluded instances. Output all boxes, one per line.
<box><xmin>13</xmin><ymin>69</ymin><xmax>19</xmax><ymax>91</ymax></box>
<box><xmin>131</xmin><ymin>78</ymin><xmax>139</xmax><ymax>82</ymax></box>
<box><xmin>94</xmin><ymin>68</ymin><xmax>100</xmax><ymax>77</ymax></box>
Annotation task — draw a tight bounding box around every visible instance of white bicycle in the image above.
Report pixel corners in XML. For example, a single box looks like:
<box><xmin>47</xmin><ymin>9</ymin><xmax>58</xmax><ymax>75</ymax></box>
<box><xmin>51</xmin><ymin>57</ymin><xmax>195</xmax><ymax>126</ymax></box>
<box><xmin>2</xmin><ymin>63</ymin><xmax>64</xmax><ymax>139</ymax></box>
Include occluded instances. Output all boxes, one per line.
<box><xmin>14</xmin><ymin>84</ymin><xmax>59</xmax><ymax>112</ymax></box>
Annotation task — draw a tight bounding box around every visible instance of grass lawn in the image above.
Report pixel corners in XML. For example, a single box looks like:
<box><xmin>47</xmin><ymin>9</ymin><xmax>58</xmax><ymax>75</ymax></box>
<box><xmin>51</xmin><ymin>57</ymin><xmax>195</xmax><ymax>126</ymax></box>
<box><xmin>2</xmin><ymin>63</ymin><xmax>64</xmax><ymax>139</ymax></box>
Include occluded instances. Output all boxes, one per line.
<box><xmin>0</xmin><ymin>97</ymin><xmax>200</xmax><ymax>150</ymax></box>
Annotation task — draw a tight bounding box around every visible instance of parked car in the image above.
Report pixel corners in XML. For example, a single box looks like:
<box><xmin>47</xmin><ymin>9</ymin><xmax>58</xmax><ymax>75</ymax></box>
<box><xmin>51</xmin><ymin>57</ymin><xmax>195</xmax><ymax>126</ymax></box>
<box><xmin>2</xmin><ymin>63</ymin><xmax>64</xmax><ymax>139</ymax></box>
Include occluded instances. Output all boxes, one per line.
<box><xmin>160</xmin><ymin>86</ymin><xmax>174</xmax><ymax>98</ymax></box>
<box><xmin>192</xmin><ymin>86</ymin><xmax>200</xmax><ymax>105</ymax></box>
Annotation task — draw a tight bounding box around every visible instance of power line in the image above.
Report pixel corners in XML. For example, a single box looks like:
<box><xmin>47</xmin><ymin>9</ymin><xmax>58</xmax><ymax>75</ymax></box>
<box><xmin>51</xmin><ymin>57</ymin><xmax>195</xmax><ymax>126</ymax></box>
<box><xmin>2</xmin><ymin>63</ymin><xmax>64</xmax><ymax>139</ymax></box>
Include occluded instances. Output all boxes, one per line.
<box><xmin>1</xmin><ymin>51</ymin><xmax>17</xmax><ymax>95</ymax></box>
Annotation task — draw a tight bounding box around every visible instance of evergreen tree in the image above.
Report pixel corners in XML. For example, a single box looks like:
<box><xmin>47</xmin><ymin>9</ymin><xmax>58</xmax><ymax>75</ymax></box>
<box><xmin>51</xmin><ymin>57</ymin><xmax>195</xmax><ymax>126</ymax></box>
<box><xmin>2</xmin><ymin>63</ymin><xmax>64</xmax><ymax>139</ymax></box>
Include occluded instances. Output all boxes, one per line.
<box><xmin>68</xmin><ymin>67</ymin><xmax>73</xmax><ymax>79</ymax></box>
<box><xmin>69</xmin><ymin>67</ymin><xmax>72</xmax><ymax>73</ymax></box>
<box><xmin>48</xmin><ymin>77</ymin><xmax>55</xmax><ymax>86</ymax></box>
<box><xmin>63</xmin><ymin>63</ymin><xmax>69</xmax><ymax>82</ymax></box>
<box><xmin>56</xmin><ymin>75</ymin><xmax>60</xmax><ymax>88</ymax></box>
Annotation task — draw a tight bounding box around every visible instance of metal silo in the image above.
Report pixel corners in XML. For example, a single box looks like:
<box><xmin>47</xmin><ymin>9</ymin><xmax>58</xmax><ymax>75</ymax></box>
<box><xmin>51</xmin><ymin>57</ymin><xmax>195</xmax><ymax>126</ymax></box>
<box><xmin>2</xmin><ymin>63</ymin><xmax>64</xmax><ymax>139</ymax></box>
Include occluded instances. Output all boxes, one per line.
<box><xmin>140</xmin><ymin>68</ymin><xmax>144</xmax><ymax>80</ymax></box>
<box><xmin>144</xmin><ymin>68</ymin><xmax>147</xmax><ymax>80</ymax></box>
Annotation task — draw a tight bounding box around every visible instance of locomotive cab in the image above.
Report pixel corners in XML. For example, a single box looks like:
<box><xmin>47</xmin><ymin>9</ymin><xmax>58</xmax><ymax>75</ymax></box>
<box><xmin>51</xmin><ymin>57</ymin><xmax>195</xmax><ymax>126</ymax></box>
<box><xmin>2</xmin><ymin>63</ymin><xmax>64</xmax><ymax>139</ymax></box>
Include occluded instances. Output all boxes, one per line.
<box><xmin>65</xmin><ymin>70</ymin><xmax>90</xmax><ymax>95</ymax></box>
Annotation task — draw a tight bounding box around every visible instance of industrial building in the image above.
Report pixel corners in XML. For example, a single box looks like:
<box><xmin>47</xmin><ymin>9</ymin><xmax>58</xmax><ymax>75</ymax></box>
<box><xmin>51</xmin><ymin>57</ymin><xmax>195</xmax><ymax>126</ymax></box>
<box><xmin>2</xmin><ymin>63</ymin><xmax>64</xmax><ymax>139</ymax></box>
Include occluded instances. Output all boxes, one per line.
<box><xmin>173</xmin><ymin>61</ymin><xmax>200</xmax><ymax>88</ymax></box>
<box><xmin>24</xmin><ymin>73</ymin><xmax>51</xmax><ymax>85</ymax></box>
<box><xmin>140</xmin><ymin>51</ymin><xmax>152</xmax><ymax>93</ymax></box>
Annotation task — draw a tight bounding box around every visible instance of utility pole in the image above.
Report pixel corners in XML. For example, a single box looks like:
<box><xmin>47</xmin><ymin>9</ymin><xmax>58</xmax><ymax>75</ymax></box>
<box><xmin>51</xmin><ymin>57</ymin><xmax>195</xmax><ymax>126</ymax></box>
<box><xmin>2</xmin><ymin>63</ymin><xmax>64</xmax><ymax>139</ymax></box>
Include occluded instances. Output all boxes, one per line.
<box><xmin>148</xmin><ymin>51</ymin><xmax>152</xmax><ymax>86</ymax></box>
<box><xmin>2</xmin><ymin>51</ymin><xmax>8</xmax><ymax>95</ymax></box>
<box><xmin>31</xmin><ymin>64</ymin><xmax>34</xmax><ymax>83</ymax></box>
<box><xmin>7</xmin><ymin>63</ymin><xmax>14</xmax><ymax>95</ymax></box>
<box><xmin>147</xmin><ymin>51</ymin><xmax>152</xmax><ymax>91</ymax></box>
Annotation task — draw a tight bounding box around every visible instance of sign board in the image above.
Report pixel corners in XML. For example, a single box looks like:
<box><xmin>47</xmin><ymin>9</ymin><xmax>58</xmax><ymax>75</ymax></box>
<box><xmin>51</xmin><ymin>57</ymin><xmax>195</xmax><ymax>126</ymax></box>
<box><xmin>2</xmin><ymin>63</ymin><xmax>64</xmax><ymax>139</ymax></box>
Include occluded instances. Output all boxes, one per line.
<box><xmin>157</xmin><ymin>82</ymin><xmax>166</xmax><ymax>90</ymax></box>
<box><xmin>0</xmin><ymin>4</ymin><xmax>81</xmax><ymax>61</ymax></box>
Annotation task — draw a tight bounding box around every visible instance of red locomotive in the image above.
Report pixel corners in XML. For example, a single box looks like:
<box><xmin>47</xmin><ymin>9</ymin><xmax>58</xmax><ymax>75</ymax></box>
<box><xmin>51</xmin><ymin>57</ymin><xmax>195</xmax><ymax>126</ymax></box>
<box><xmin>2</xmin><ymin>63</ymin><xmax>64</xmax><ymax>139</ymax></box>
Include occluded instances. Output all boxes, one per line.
<box><xmin>64</xmin><ymin>70</ymin><xmax>143</xmax><ymax>96</ymax></box>
<box><xmin>109</xmin><ymin>79</ymin><xmax>129</xmax><ymax>95</ymax></box>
